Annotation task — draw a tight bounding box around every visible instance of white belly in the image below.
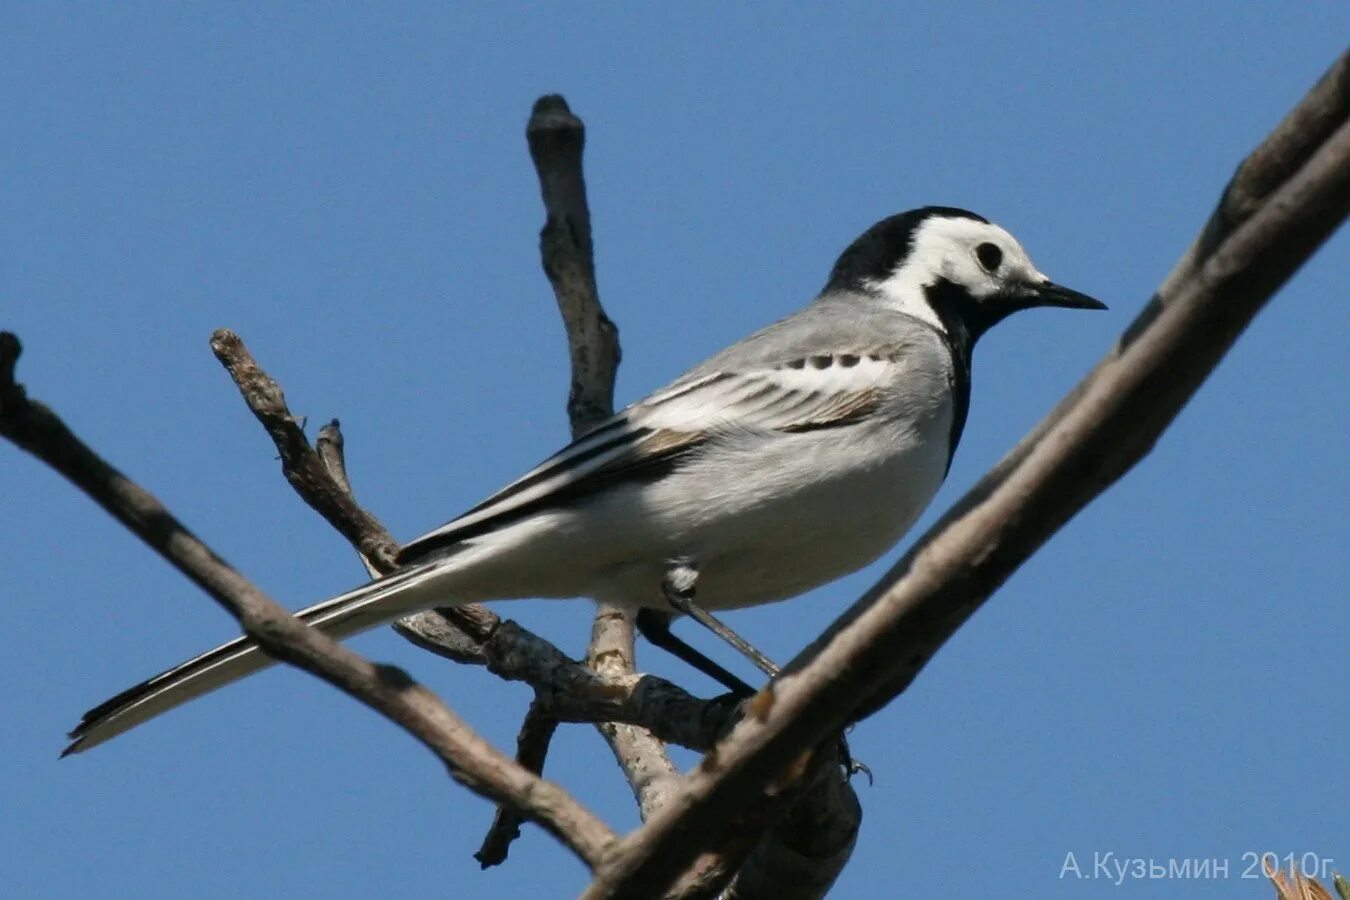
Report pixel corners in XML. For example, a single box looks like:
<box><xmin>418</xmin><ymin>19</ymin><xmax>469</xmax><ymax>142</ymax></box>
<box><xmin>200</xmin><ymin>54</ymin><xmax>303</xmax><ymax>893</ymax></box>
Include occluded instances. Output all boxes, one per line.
<box><xmin>593</xmin><ymin>401</ymin><xmax>953</xmax><ymax>611</ymax></box>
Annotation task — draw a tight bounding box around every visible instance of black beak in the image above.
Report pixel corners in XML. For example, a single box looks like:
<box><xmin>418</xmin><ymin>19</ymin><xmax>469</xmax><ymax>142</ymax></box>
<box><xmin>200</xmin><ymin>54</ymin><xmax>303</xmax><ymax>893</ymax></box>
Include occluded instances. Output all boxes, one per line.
<box><xmin>1034</xmin><ymin>281</ymin><xmax>1107</xmax><ymax>311</ymax></box>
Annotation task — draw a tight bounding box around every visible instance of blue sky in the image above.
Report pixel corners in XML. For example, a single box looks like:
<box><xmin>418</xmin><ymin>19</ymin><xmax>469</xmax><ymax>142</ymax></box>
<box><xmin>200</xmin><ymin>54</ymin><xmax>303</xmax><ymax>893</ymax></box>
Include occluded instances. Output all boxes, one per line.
<box><xmin>2</xmin><ymin>6</ymin><xmax>1347</xmax><ymax>898</ymax></box>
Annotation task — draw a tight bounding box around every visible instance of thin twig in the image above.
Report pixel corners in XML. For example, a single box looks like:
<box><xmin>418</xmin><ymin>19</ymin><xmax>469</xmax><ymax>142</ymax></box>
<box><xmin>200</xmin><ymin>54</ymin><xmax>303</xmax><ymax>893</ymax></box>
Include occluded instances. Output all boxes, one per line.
<box><xmin>527</xmin><ymin>93</ymin><xmax>621</xmax><ymax>435</ymax></box>
<box><xmin>308</xmin><ymin>416</ymin><xmax>713</xmax><ymax>756</ymax></box>
<box><xmin>210</xmin><ymin>330</ymin><xmax>400</xmax><ymax>571</ymax></box>
<box><xmin>475</xmin><ymin>699</ymin><xmax>559</xmax><ymax>868</ymax></box>
<box><xmin>314</xmin><ymin>419</ymin><xmax>382</xmax><ymax>579</ymax></box>
<box><xmin>582</xmin><ymin>50</ymin><xmax>1350</xmax><ymax>899</ymax></box>
<box><xmin>0</xmin><ymin>335</ymin><xmax>617</xmax><ymax>870</ymax></box>
<box><xmin>524</xmin><ymin>92</ymin><xmax>859</xmax><ymax>890</ymax></box>
<box><xmin>206</xmin><ymin>330</ymin><xmax>675</xmax><ymax>862</ymax></box>
<box><xmin>519</xmin><ymin>92</ymin><xmax>682</xmax><ymax>854</ymax></box>
<box><xmin>527</xmin><ymin>93</ymin><xmax>662</xmax><ymax>785</ymax></box>
<box><xmin>210</xmin><ymin>331</ymin><xmax>507</xmax><ymax>650</ymax></box>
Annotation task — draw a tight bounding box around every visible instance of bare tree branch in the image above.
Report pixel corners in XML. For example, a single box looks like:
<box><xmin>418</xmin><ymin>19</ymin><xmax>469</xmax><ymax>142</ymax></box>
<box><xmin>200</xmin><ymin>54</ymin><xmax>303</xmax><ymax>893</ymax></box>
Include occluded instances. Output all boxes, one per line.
<box><xmin>527</xmin><ymin>93</ymin><xmax>621</xmax><ymax>435</ymax></box>
<box><xmin>475</xmin><ymin>698</ymin><xmax>559</xmax><ymax>868</ymax></box>
<box><xmin>205</xmin><ymin>327</ymin><xmax>673</xmax><ymax>863</ymax></box>
<box><xmin>210</xmin><ymin>328</ymin><xmax>512</xmax><ymax>653</ymax></box>
<box><xmin>311</xmin><ymin>414</ymin><xmax>576</xmax><ymax>870</ymax></box>
<box><xmin>395</xmin><ymin>610</ymin><xmax>737</xmax><ymax>751</ymax></box>
<box><xmin>313</xmin><ymin>420</ymin><xmax>382</xmax><ymax>579</ymax></box>
<box><xmin>432</xmin><ymin>93</ymin><xmax>653</xmax><ymax>865</ymax></box>
<box><xmin>207</xmin><ymin>330</ymin><xmax>736</xmax><ymax>749</ymax></box>
<box><xmin>525</xmin><ymin>92</ymin><xmax>684</xmax><ymax>841</ymax></box>
<box><xmin>210</xmin><ymin>330</ymin><xmax>401</xmax><ymax>572</ymax></box>
<box><xmin>589</xmin><ymin>603</ymin><xmax>681</xmax><ymax>819</ymax></box>
<box><xmin>0</xmin><ymin>334</ymin><xmax>617</xmax><ymax>870</ymax></box>
<box><xmin>582</xmin><ymin>50</ymin><xmax>1350</xmax><ymax>900</ymax></box>
<box><xmin>662</xmin><ymin>740</ymin><xmax>856</xmax><ymax>900</ymax></box>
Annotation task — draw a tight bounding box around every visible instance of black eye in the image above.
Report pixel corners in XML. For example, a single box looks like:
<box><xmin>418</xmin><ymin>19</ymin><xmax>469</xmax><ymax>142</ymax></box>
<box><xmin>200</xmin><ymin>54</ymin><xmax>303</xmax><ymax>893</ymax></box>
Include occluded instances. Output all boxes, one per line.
<box><xmin>975</xmin><ymin>242</ymin><xmax>1003</xmax><ymax>273</ymax></box>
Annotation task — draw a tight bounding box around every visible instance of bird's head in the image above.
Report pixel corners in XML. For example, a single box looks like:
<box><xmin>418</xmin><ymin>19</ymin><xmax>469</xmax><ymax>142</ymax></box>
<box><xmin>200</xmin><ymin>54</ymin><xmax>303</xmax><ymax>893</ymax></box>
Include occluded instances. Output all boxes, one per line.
<box><xmin>825</xmin><ymin>207</ymin><xmax>1105</xmax><ymax>344</ymax></box>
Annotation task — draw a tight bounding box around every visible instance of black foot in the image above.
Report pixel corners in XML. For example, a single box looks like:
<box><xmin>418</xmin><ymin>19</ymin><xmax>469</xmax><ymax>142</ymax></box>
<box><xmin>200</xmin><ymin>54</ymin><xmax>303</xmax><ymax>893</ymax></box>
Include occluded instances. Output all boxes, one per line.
<box><xmin>635</xmin><ymin>608</ymin><xmax>758</xmax><ymax>695</ymax></box>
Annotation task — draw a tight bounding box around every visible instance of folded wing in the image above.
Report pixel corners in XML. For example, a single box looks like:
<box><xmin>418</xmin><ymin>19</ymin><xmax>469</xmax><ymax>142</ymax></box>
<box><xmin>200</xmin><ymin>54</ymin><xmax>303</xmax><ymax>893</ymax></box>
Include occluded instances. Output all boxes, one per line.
<box><xmin>397</xmin><ymin>351</ymin><xmax>900</xmax><ymax>561</ymax></box>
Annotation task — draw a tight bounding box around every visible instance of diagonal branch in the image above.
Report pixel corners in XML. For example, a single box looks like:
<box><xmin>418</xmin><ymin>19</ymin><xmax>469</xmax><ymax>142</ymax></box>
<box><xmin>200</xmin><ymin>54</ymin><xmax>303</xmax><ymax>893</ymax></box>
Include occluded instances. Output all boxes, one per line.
<box><xmin>205</xmin><ymin>327</ymin><xmax>677</xmax><ymax>861</ymax></box>
<box><xmin>211</xmin><ymin>329</ymin><xmax>401</xmax><ymax>572</ymax></box>
<box><xmin>0</xmin><ymin>333</ymin><xmax>616</xmax><ymax>870</ymax></box>
<box><xmin>207</xmin><ymin>364</ymin><xmax>736</xmax><ymax>751</ymax></box>
<box><xmin>314</xmin><ymin>420</ymin><xmax>382</xmax><ymax>579</ymax></box>
<box><xmin>210</xmin><ymin>330</ymin><xmax>504</xmax><ymax>641</ymax></box>
<box><xmin>207</xmin><ymin>325</ymin><xmax>730</xmax><ymax>865</ymax></box>
<box><xmin>583</xmin><ymin>49</ymin><xmax>1350</xmax><ymax>900</ymax></box>
<box><xmin>207</xmin><ymin>329</ymin><xmax>728</xmax><ymax>749</ymax></box>
<box><xmin>396</xmin><ymin>610</ymin><xmax>742</xmax><ymax>750</ymax></box>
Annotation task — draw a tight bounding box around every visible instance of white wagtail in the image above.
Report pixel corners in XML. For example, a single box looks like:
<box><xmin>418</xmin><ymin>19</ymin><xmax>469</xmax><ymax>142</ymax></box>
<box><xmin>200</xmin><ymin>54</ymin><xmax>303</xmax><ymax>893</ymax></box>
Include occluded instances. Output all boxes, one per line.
<box><xmin>65</xmin><ymin>206</ymin><xmax>1104</xmax><ymax>755</ymax></box>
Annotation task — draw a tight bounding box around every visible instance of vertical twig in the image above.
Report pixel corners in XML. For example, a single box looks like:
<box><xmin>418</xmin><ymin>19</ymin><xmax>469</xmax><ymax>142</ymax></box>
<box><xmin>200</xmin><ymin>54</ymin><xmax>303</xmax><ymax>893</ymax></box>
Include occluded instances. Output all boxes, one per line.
<box><xmin>589</xmin><ymin>604</ymin><xmax>680</xmax><ymax>818</ymax></box>
<box><xmin>477</xmin><ymin>93</ymin><xmax>665</xmax><ymax>864</ymax></box>
<box><xmin>526</xmin><ymin>94</ymin><xmax>621</xmax><ymax>434</ymax></box>
<box><xmin>474</xmin><ymin>698</ymin><xmax>561</xmax><ymax>867</ymax></box>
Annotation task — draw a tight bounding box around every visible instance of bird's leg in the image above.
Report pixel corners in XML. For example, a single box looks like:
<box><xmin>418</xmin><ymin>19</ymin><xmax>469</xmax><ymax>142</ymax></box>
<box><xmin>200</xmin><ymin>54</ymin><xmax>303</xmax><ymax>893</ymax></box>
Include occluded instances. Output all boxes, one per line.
<box><xmin>653</xmin><ymin>559</ymin><xmax>871</xmax><ymax>781</ymax></box>
<box><xmin>634</xmin><ymin>609</ymin><xmax>756</xmax><ymax>697</ymax></box>
<box><xmin>659</xmin><ymin>558</ymin><xmax>781</xmax><ymax>679</ymax></box>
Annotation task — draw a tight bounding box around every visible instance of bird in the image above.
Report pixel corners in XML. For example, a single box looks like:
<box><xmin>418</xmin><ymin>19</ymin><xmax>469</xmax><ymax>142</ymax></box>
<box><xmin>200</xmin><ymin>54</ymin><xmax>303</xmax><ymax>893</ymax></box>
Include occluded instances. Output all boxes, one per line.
<box><xmin>65</xmin><ymin>206</ymin><xmax>1105</xmax><ymax>755</ymax></box>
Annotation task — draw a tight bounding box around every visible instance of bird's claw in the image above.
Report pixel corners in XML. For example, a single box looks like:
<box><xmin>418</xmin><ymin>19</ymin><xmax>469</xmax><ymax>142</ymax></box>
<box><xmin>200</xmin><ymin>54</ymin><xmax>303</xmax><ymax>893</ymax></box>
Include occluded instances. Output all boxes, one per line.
<box><xmin>837</xmin><ymin>734</ymin><xmax>873</xmax><ymax>785</ymax></box>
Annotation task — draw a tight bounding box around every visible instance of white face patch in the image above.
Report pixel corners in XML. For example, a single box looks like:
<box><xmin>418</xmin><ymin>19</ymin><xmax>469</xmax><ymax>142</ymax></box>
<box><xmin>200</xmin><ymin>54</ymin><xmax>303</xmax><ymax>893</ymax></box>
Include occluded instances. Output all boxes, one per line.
<box><xmin>867</xmin><ymin>216</ymin><xmax>1049</xmax><ymax>332</ymax></box>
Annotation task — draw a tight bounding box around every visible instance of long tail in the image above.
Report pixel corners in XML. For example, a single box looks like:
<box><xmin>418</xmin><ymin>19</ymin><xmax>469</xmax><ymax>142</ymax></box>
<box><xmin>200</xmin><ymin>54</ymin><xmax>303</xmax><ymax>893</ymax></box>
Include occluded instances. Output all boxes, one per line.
<box><xmin>64</xmin><ymin>563</ymin><xmax>452</xmax><ymax>756</ymax></box>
